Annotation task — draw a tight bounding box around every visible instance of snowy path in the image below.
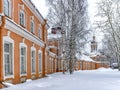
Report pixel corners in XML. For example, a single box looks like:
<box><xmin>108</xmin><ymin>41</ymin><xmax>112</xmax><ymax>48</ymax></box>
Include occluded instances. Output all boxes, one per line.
<box><xmin>2</xmin><ymin>68</ymin><xmax>120</xmax><ymax>90</ymax></box>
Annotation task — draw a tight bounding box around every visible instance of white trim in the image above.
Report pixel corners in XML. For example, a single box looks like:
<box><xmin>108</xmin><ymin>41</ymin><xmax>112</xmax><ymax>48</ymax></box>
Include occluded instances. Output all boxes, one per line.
<box><xmin>31</xmin><ymin>46</ymin><xmax>36</xmax><ymax>51</ymax></box>
<box><xmin>49</xmin><ymin>51</ymin><xmax>56</xmax><ymax>57</ymax></box>
<box><xmin>5</xmin><ymin>18</ymin><xmax>45</xmax><ymax>47</ymax></box>
<box><xmin>30</xmin><ymin>16</ymin><xmax>34</xmax><ymax>20</ymax></box>
<box><xmin>19</xmin><ymin>42</ymin><xmax>27</xmax><ymax>76</ymax></box>
<box><xmin>3</xmin><ymin>36</ymin><xmax>14</xmax><ymax>80</ymax></box>
<box><xmin>31</xmin><ymin>46</ymin><xmax>36</xmax><ymax>74</ymax></box>
<box><xmin>38</xmin><ymin>50</ymin><xmax>42</xmax><ymax>73</ymax></box>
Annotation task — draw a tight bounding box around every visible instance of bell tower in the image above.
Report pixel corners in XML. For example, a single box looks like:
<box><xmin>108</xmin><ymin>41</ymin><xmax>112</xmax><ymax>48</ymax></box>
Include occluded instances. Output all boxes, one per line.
<box><xmin>91</xmin><ymin>36</ymin><xmax>97</xmax><ymax>52</ymax></box>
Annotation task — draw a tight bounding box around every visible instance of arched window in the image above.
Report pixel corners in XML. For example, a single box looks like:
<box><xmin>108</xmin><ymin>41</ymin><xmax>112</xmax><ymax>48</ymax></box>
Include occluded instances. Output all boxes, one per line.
<box><xmin>4</xmin><ymin>0</ymin><xmax>11</xmax><ymax>17</ymax></box>
<box><xmin>20</xmin><ymin>43</ymin><xmax>27</xmax><ymax>75</ymax></box>
<box><xmin>38</xmin><ymin>28</ymin><xmax>41</xmax><ymax>38</ymax></box>
<box><xmin>20</xmin><ymin>10</ymin><xmax>25</xmax><ymax>27</ymax></box>
<box><xmin>30</xmin><ymin>20</ymin><xmax>35</xmax><ymax>33</ymax></box>
<box><xmin>38</xmin><ymin>50</ymin><xmax>42</xmax><ymax>73</ymax></box>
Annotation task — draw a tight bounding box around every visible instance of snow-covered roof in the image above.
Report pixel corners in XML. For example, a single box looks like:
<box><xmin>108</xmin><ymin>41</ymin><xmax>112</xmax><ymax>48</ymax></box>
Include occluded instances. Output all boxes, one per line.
<box><xmin>48</xmin><ymin>34</ymin><xmax>62</xmax><ymax>39</ymax></box>
<box><xmin>76</xmin><ymin>53</ymin><xmax>95</xmax><ymax>62</ymax></box>
<box><xmin>89</xmin><ymin>52</ymin><xmax>101</xmax><ymax>57</ymax></box>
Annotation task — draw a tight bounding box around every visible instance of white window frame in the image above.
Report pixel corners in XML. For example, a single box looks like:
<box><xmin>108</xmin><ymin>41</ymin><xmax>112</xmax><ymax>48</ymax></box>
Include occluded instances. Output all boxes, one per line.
<box><xmin>30</xmin><ymin>20</ymin><xmax>35</xmax><ymax>33</ymax></box>
<box><xmin>38</xmin><ymin>50</ymin><xmax>42</xmax><ymax>73</ymax></box>
<box><xmin>31</xmin><ymin>46</ymin><xmax>36</xmax><ymax>74</ymax></box>
<box><xmin>19</xmin><ymin>43</ymin><xmax>27</xmax><ymax>76</ymax></box>
<box><xmin>19</xmin><ymin>10</ymin><xmax>26</xmax><ymax>27</ymax></box>
<box><xmin>3</xmin><ymin>36</ymin><xmax>14</xmax><ymax>79</ymax></box>
<box><xmin>4</xmin><ymin>0</ymin><xmax>11</xmax><ymax>17</ymax></box>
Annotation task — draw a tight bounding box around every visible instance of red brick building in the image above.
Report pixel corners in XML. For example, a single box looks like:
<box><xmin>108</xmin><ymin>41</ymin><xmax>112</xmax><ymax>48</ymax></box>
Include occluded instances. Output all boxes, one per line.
<box><xmin>0</xmin><ymin>0</ymin><xmax>49</xmax><ymax>87</ymax></box>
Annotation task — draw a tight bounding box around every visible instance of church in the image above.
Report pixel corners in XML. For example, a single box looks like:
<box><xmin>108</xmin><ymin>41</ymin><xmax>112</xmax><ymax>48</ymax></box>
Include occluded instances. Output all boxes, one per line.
<box><xmin>91</xmin><ymin>36</ymin><xmax>97</xmax><ymax>53</ymax></box>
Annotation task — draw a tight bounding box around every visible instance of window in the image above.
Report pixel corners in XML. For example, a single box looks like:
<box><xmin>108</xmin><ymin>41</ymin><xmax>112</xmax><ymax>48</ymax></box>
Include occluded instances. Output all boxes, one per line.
<box><xmin>30</xmin><ymin>20</ymin><xmax>35</xmax><ymax>33</ymax></box>
<box><xmin>20</xmin><ymin>10</ymin><xmax>25</xmax><ymax>27</ymax></box>
<box><xmin>50</xmin><ymin>59</ymin><xmax>53</xmax><ymax>72</ymax></box>
<box><xmin>76</xmin><ymin>62</ymin><xmax>78</xmax><ymax>70</ymax></box>
<box><xmin>31</xmin><ymin>50</ymin><xmax>35</xmax><ymax>73</ymax></box>
<box><xmin>4</xmin><ymin>0</ymin><xmax>11</xmax><ymax>17</ymax></box>
<box><xmin>38</xmin><ymin>28</ymin><xmax>41</xmax><ymax>38</ymax></box>
<box><xmin>38</xmin><ymin>51</ymin><xmax>42</xmax><ymax>73</ymax></box>
<box><xmin>80</xmin><ymin>62</ymin><xmax>82</xmax><ymax>70</ymax></box>
<box><xmin>4</xmin><ymin>42</ymin><xmax>13</xmax><ymax>76</ymax></box>
<box><xmin>20</xmin><ymin>47</ymin><xmax>26</xmax><ymax>74</ymax></box>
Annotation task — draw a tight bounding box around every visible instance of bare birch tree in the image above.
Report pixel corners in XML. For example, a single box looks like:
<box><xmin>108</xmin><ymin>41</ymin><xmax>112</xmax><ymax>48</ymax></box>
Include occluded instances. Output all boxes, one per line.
<box><xmin>95</xmin><ymin>0</ymin><xmax>120</xmax><ymax>70</ymax></box>
<box><xmin>46</xmin><ymin>0</ymin><xmax>89</xmax><ymax>74</ymax></box>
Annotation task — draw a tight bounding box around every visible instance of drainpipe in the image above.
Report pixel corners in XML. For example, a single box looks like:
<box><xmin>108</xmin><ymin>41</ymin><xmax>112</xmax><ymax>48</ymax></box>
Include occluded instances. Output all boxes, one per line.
<box><xmin>42</xmin><ymin>19</ymin><xmax>47</xmax><ymax>77</ymax></box>
<box><xmin>0</xmin><ymin>0</ymin><xmax>5</xmax><ymax>85</ymax></box>
<box><xmin>0</xmin><ymin>0</ymin><xmax>2</xmax><ymax>85</ymax></box>
<box><xmin>0</xmin><ymin>0</ymin><xmax>3</xmax><ymax>13</ymax></box>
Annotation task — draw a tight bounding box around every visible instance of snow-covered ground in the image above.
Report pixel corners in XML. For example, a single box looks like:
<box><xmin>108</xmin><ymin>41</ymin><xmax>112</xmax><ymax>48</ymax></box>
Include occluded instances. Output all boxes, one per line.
<box><xmin>1</xmin><ymin>68</ymin><xmax>120</xmax><ymax>90</ymax></box>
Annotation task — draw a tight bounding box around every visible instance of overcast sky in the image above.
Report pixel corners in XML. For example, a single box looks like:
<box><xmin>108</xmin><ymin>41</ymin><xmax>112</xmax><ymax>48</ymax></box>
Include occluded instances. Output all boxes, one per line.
<box><xmin>31</xmin><ymin>0</ymin><xmax>48</xmax><ymax>18</ymax></box>
<box><xmin>31</xmin><ymin>0</ymin><xmax>103</xmax><ymax>51</ymax></box>
<box><xmin>31</xmin><ymin>0</ymin><xmax>97</xmax><ymax>19</ymax></box>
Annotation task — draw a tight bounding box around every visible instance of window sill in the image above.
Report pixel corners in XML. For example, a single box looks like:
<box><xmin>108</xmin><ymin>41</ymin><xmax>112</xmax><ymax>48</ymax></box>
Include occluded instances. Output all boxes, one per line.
<box><xmin>20</xmin><ymin>73</ymin><xmax>27</xmax><ymax>77</ymax></box>
<box><xmin>4</xmin><ymin>75</ymin><xmax>14</xmax><ymax>80</ymax></box>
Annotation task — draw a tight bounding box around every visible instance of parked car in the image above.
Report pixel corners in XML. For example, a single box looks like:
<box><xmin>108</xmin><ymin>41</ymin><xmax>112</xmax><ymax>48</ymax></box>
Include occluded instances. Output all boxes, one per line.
<box><xmin>111</xmin><ymin>63</ymin><xmax>119</xmax><ymax>69</ymax></box>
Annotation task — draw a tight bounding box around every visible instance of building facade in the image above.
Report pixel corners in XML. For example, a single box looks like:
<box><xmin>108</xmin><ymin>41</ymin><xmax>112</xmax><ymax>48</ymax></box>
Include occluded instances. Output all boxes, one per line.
<box><xmin>0</xmin><ymin>0</ymin><xmax>49</xmax><ymax>87</ymax></box>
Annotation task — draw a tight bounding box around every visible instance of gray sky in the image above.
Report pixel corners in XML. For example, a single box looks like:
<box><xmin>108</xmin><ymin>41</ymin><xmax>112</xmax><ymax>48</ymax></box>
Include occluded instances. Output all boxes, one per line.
<box><xmin>31</xmin><ymin>0</ymin><xmax>97</xmax><ymax>19</ymax></box>
<box><xmin>31</xmin><ymin>0</ymin><xmax>48</xmax><ymax>18</ymax></box>
<box><xmin>31</xmin><ymin>0</ymin><xmax>103</xmax><ymax>51</ymax></box>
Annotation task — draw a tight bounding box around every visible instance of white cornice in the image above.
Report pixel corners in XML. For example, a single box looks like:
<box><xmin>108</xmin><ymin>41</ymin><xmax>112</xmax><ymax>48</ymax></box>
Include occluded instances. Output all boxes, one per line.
<box><xmin>5</xmin><ymin>18</ymin><xmax>45</xmax><ymax>47</ymax></box>
<box><xmin>49</xmin><ymin>51</ymin><xmax>56</xmax><ymax>57</ymax></box>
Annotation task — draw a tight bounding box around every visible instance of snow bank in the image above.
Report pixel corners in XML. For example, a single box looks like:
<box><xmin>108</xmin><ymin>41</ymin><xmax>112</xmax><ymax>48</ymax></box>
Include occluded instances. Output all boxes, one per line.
<box><xmin>2</xmin><ymin>68</ymin><xmax>120</xmax><ymax>90</ymax></box>
<box><xmin>2</xmin><ymin>82</ymin><xmax>15</xmax><ymax>87</ymax></box>
<box><xmin>26</xmin><ymin>79</ymin><xmax>32</xmax><ymax>82</ymax></box>
<box><xmin>97</xmin><ymin>67</ymin><xmax>117</xmax><ymax>72</ymax></box>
